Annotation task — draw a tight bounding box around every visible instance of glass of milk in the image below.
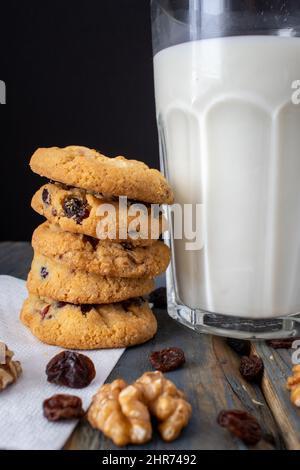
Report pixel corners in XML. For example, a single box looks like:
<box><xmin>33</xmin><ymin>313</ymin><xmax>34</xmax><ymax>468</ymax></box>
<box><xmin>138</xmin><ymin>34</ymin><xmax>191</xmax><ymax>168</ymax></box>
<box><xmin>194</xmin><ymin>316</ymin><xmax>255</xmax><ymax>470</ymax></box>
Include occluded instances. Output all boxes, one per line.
<box><xmin>151</xmin><ymin>0</ymin><xmax>300</xmax><ymax>338</ymax></box>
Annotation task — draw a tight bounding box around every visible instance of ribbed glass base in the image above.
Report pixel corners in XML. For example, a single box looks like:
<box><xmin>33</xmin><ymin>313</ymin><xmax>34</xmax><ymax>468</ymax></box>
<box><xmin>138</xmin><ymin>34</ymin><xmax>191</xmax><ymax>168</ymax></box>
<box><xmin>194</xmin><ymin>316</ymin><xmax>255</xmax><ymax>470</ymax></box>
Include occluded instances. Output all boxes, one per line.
<box><xmin>167</xmin><ymin>300</ymin><xmax>300</xmax><ymax>340</ymax></box>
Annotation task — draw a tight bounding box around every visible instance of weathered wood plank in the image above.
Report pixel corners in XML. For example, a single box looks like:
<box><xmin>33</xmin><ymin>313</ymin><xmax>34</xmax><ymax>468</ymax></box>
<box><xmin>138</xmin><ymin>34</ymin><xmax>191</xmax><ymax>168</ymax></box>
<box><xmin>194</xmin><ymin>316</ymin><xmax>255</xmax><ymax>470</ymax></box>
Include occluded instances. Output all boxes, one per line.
<box><xmin>0</xmin><ymin>241</ymin><xmax>32</xmax><ymax>279</ymax></box>
<box><xmin>254</xmin><ymin>342</ymin><xmax>300</xmax><ymax>450</ymax></box>
<box><xmin>212</xmin><ymin>337</ymin><xmax>284</xmax><ymax>449</ymax></box>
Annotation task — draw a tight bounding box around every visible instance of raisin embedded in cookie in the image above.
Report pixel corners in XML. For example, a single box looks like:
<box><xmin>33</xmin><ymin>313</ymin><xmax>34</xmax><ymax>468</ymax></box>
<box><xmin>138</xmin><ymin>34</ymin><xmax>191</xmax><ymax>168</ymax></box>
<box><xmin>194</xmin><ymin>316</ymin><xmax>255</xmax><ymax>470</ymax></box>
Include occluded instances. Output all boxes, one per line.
<box><xmin>20</xmin><ymin>295</ymin><xmax>157</xmax><ymax>349</ymax></box>
<box><xmin>27</xmin><ymin>252</ymin><xmax>155</xmax><ymax>304</ymax></box>
<box><xmin>32</xmin><ymin>222</ymin><xmax>170</xmax><ymax>278</ymax></box>
<box><xmin>31</xmin><ymin>183</ymin><xmax>166</xmax><ymax>246</ymax></box>
<box><xmin>30</xmin><ymin>146</ymin><xmax>174</xmax><ymax>204</ymax></box>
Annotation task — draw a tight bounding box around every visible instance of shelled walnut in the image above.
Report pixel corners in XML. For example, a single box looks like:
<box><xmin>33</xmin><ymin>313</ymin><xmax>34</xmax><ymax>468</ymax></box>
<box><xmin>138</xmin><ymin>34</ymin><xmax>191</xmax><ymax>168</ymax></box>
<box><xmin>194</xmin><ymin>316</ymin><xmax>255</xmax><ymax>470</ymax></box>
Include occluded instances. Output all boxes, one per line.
<box><xmin>87</xmin><ymin>378</ymin><xmax>151</xmax><ymax>446</ymax></box>
<box><xmin>0</xmin><ymin>342</ymin><xmax>22</xmax><ymax>391</ymax></box>
<box><xmin>287</xmin><ymin>364</ymin><xmax>300</xmax><ymax>406</ymax></box>
<box><xmin>87</xmin><ymin>371</ymin><xmax>192</xmax><ymax>446</ymax></box>
<box><xmin>135</xmin><ymin>371</ymin><xmax>192</xmax><ymax>442</ymax></box>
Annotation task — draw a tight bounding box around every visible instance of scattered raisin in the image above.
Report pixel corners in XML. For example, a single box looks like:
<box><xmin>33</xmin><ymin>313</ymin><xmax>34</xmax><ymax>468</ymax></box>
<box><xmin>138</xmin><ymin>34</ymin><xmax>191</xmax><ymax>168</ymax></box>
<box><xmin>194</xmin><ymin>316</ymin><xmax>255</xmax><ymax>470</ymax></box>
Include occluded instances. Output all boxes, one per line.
<box><xmin>80</xmin><ymin>305</ymin><xmax>94</xmax><ymax>315</ymax></box>
<box><xmin>239</xmin><ymin>355</ymin><xmax>264</xmax><ymax>383</ymax></box>
<box><xmin>42</xmin><ymin>188</ymin><xmax>51</xmax><ymax>205</ymax></box>
<box><xmin>217</xmin><ymin>409</ymin><xmax>262</xmax><ymax>445</ymax></box>
<box><xmin>40</xmin><ymin>305</ymin><xmax>50</xmax><ymax>320</ymax></box>
<box><xmin>46</xmin><ymin>351</ymin><xmax>96</xmax><ymax>388</ymax></box>
<box><xmin>63</xmin><ymin>197</ymin><xmax>90</xmax><ymax>224</ymax></box>
<box><xmin>40</xmin><ymin>267</ymin><xmax>49</xmax><ymax>279</ymax></box>
<box><xmin>149</xmin><ymin>287</ymin><xmax>167</xmax><ymax>308</ymax></box>
<box><xmin>226</xmin><ymin>338</ymin><xmax>251</xmax><ymax>356</ymax></box>
<box><xmin>150</xmin><ymin>347</ymin><xmax>185</xmax><ymax>372</ymax></box>
<box><xmin>43</xmin><ymin>394</ymin><xmax>84</xmax><ymax>421</ymax></box>
<box><xmin>52</xmin><ymin>208</ymin><xmax>58</xmax><ymax>216</ymax></box>
<box><xmin>266</xmin><ymin>338</ymin><xmax>300</xmax><ymax>349</ymax></box>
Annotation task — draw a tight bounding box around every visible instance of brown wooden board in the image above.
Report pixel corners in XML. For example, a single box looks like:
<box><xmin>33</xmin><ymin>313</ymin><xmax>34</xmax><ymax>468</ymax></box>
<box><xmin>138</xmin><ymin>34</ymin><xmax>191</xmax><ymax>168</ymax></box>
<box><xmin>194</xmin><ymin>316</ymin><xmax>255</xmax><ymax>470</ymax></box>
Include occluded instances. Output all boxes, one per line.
<box><xmin>254</xmin><ymin>342</ymin><xmax>300</xmax><ymax>450</ymax></box>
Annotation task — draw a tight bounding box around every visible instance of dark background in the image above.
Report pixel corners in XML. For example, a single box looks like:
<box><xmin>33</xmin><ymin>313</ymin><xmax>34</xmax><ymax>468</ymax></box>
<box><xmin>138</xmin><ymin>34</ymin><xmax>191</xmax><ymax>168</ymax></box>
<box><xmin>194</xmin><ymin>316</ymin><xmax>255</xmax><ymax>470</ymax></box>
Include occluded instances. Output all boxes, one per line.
<box><xmin>0</xmin><ymin>0</ymin><xmax>158</xmax><ymax>241</ymax></box>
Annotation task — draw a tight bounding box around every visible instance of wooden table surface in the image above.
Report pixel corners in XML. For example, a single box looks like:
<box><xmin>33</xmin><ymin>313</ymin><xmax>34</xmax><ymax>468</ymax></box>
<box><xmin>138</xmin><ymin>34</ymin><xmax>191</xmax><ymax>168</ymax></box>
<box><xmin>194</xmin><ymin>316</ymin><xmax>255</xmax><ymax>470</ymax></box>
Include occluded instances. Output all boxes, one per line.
<box><xmin>1</xmin><ymin>241</ymin><xmax>300</xmax><ymax>450</ymax></box>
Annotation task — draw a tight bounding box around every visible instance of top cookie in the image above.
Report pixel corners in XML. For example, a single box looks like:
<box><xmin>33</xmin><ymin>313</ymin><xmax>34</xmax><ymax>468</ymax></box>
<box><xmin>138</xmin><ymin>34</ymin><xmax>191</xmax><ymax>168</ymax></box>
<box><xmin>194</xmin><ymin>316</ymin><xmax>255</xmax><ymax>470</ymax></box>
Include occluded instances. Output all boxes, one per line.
<box><xmin>30</xmin><ymin>146</ymin><xmax>174</xmax><ymax>204</ymax></box>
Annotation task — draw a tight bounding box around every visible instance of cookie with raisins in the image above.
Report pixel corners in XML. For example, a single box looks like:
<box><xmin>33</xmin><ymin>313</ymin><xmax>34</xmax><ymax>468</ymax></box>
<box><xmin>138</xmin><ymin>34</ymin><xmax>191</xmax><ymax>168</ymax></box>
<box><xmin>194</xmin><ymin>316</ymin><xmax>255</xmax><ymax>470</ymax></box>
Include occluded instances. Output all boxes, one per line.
<box><xmin>20</xmin><ymin>295</ymin><xmax>157</xmax><ymax>349</ymax></box>
<box><xmin>31</xmin><ymin>183</ymin><xmax>166</xmax><ymax>246</ymax></box>
<box><xmin>27</xmin><ymin>252</ymin><xmax>155</xmax><ymax>304</ymax></box>
<box><xmin>30</xmin><ymin>145</ymin><xmax>173</xmax><ymax>204</ymax></box>
<box><xmin>32</xmin><ymin>222</ymin><xmax>170</xmax><ymax>279</ymax></box>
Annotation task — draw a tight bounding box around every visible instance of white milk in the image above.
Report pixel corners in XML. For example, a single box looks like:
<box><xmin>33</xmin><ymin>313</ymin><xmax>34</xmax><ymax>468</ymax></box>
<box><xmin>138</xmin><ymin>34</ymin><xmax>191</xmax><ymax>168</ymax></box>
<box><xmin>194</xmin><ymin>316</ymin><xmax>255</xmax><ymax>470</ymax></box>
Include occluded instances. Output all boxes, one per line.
<box><xmin>154</xmin><ymin>36</ymin><xmax>300</xmax><ymax>318</ymax></box>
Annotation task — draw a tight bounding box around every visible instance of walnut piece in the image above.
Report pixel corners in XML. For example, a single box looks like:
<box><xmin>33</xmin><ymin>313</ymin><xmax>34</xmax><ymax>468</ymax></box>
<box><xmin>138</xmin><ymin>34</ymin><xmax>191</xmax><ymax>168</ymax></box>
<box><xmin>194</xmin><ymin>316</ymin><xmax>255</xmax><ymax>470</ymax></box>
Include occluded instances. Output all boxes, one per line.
<box><xmin>0</xmin><ymin>342</ymin><xmax>22</xmax><ymax>391</ymax></box>
<box><xmin>136</xmin><ymin>371</ymin><xmax>192</xmax><ymax>442</ymax></box>
<box><xmin>87</xmin><ymin>378</ymin><xmax>151</xmax><ymax>446</ymax></box>
<box><xmin>287</xmin><ymin>364</ymin><xmax>300</xmax><ymax>406</ymax></box>
<box><xmin>87</xmin><ymin>371</ymin><xmax>191</xmax><ymax>446</ymax></box>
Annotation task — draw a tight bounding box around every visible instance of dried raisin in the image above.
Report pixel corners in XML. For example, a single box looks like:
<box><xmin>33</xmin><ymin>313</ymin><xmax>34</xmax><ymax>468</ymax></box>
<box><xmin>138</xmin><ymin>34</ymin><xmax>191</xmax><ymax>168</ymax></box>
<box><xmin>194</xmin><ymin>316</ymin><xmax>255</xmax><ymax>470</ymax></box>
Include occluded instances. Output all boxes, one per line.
<box><xmin>266</xmin><ymin>338</ymin><xmax>300</xmax><ymax>349</ymax></box>
<box><xmin>46</xmin><ymin>351</ymin><xmax>96</xmax><ymax>388</ymax></box>
<box><xmin>40</xmin><ymin>305</ymin><xmax>50</xmax><ymax>320</ymax></box>
<box><xmin>43</xmin><ymin>394</ymin><xmax>84</xmax><ymax>421</ymax></box>
<box><xmin>63</xmin><ymin>197</ymin><xmax>89</xmax><ymax>224</ymax></box>
<box><xmin>217</xmin><ymin>409</ymin><xmax>262</xmax><ymax>445</ymax></box>
<box><xmin>239</xmin><ymin>355</ymin><xmax>264</xmax><ymax>383</ymax></box>
<box><xmin>40</xmin><ymin>267</ymin><xmax>49</xmax><ymax>279</ymax></box>
<box><xmin>150</xmin><ymin>347</ymin><xmax>185</xmax><ymax>372</ymax></box>
<box><xmin>42</xmin><ymin>188</ymin><xmax>51</xmax><ymax>205</ymax></box>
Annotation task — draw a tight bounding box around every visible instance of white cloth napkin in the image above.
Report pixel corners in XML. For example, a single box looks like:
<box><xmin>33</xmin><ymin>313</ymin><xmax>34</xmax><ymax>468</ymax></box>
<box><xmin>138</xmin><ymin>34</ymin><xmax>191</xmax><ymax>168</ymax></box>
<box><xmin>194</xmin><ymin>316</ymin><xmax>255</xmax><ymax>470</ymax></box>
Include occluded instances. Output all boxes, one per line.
<box><xmin>0</xmin><ymin>275</ymin><xmax>124</xmax><ymax>450</ymax></box>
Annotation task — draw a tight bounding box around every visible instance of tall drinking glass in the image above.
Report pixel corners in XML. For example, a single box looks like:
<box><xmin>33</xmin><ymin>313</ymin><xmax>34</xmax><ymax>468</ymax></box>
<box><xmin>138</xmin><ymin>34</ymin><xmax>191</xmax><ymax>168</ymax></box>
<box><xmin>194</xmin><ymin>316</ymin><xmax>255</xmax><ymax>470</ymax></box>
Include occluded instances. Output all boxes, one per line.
<box><xmin>151</xmin><ymin>0</ymin><xmax>300</xmax><ymax>338</ymax></box>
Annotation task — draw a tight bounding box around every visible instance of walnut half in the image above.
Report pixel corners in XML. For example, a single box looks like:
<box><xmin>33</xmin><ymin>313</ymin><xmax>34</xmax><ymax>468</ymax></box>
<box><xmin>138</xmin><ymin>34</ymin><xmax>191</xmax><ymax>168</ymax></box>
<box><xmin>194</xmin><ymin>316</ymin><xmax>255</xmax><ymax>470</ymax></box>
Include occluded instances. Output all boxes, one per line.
<box><xmin>87</xmin><ymin>378</ymin><xmax>151</xmax><ymax>446</ymax></box>
<box><xmin>0</xmin><ymin>342</ymin><xmax>22</xmax><ymax>391</ymax></box>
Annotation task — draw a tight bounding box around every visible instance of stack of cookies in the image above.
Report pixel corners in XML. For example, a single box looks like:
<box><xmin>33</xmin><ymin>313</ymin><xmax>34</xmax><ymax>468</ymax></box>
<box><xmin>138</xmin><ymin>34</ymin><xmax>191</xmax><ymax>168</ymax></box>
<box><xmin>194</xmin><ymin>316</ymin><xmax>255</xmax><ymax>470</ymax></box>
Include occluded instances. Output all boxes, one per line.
<box><xmin>20</xmin><ymin>146</ymin><xmax>173</xmax><ymax>349</ymax></box>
